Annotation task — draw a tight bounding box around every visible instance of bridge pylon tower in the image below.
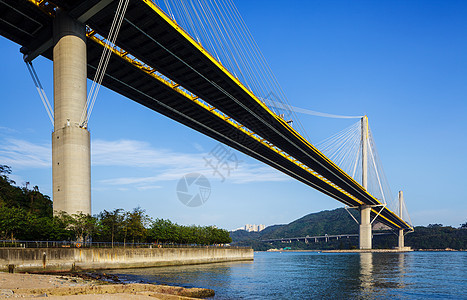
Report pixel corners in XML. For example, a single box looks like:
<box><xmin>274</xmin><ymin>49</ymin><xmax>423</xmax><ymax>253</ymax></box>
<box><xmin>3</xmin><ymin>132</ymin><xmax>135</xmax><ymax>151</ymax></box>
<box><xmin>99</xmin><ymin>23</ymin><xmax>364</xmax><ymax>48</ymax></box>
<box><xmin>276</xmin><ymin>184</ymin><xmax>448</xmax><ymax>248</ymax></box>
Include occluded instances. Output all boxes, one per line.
<box><xmin>51</xmin><ymin>10</ymin><xmax>91</xmax><ymax>216</ymax></box>
<box><xmin>398</xmin><ymin>191</ymin><xmax>405</xmax><ymax>249</ymax></box>
<box><xmin>359</xmin><ymin>115</ymin><xmax>372</xmax><ymax>249</ymax></box>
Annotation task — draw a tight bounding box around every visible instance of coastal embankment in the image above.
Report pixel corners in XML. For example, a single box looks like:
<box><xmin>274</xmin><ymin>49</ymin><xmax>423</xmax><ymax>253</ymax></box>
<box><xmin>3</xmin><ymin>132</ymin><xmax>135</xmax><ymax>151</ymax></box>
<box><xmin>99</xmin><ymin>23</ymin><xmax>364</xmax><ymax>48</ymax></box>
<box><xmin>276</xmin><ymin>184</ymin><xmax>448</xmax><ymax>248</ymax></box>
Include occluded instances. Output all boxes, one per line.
<box><xmin>0</xmin><ymin>247</ymin><xmax>253</xmax><ymax>273</ymax></box>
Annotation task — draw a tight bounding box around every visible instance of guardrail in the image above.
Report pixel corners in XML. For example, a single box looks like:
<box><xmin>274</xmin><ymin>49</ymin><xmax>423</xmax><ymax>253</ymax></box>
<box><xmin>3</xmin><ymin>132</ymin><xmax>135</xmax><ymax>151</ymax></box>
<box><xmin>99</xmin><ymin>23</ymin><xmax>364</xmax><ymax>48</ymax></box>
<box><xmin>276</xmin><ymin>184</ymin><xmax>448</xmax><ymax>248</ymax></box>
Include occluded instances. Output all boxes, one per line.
<box><xmin>0</xmin><ymin>240</ymin><xmax>247</xmax><ymax>249</ymax></box>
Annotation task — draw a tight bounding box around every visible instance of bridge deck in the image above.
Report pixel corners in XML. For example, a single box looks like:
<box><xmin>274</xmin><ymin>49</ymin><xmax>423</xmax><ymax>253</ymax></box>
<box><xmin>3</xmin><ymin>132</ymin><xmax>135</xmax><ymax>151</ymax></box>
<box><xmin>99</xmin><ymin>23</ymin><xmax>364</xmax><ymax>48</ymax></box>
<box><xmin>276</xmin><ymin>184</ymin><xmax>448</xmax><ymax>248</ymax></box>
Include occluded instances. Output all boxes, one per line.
<box><xmin>261</xmin><ymin>232</ymin><xmax>391</xmax><ymax>243</ymax></box>
<box><xmin>0</xmin><ymin>0</ymin><xmax>412</xmax><ymax>230</ymax></box>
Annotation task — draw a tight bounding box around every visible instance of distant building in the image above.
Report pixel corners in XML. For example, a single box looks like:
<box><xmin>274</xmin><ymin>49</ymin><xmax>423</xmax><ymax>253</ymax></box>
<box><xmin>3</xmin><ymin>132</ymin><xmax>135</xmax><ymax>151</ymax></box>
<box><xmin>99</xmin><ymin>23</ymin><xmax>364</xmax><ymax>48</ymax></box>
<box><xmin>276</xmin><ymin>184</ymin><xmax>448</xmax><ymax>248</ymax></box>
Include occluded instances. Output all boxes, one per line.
<box><xmin>243</xmin><ymin>224</ymin><xmax>266</xmax><ymax>232</ymax></box>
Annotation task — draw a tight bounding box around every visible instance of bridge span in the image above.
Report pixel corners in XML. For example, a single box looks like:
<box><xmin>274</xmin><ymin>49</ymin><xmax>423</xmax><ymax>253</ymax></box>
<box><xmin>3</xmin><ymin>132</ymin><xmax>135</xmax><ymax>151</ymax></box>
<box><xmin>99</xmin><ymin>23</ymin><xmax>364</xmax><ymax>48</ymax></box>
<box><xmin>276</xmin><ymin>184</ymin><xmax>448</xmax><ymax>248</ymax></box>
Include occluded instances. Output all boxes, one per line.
<box><xmin>0</xmin><ymin>0</ymin><xmax>412</xmax><ymax>249</ymax></box>
<box><xmin>262</xmin><ymin>232</ymin><xmax>392</xmax><ymax>244</ymax></box>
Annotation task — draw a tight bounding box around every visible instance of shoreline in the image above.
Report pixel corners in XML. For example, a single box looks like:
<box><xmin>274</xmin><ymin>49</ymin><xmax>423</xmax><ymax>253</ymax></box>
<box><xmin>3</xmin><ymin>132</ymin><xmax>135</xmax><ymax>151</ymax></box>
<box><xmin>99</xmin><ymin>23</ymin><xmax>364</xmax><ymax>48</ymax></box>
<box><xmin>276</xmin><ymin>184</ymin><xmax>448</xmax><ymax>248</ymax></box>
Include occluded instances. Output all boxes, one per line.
<box><xmin>263</xmin><ymin>249</ymin><xmax>413</xmax><ymax>253</ymax></box>
<box><xmin>260</xmin><ymin>248</ymin><xmax>466</xmax><ymax>253</ymax></box>
<box><xmin>0</xmin><ymin>271</ymin><xmax>214</xmax><ymax>299</ymax></box>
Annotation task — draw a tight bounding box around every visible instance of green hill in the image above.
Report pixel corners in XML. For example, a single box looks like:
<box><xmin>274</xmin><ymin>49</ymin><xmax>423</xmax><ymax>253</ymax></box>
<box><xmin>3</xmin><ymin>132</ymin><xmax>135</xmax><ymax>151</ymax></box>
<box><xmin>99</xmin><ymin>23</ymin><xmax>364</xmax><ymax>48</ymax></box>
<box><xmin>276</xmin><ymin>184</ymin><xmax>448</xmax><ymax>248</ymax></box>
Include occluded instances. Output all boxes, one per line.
<box><xmin>230</xmin><ymin>208</ymin><xmax>361</xmax><ymax>250</ymax></box>
<box><xmin>230</xmin><ymin>208</ymin><xmax>359</xmax><ymax>242</ymax></box>
<box><xmin>260</xmin><ymin>208</ymin><xmax>359</xmax><ymax>240</ymax></box>
<box><xmin>230</xmin><ymin>208</ymin><xmax>467</xmax><ymax>251</ymax></box>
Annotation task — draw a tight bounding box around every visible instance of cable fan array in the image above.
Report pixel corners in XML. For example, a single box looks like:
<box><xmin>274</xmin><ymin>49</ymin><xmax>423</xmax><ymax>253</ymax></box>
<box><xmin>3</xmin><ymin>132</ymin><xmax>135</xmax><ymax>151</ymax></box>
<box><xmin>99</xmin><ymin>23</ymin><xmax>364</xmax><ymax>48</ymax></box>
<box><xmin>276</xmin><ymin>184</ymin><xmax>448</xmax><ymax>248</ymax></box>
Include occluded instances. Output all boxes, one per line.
<box><xmin>316</xmin><ymin>119</ymin><xmax>402</xmax><ymax>216</ymax></box>
<box><xmin>398</xmin><ymin>193</ymin><xmax>413</xmax><ymax>227</ymax></box>
<box><xmin>80</xmin><ymin>0</ymin><xmax>130</xmax><ymax>128</ymax></box>
<box><xmin>142</xmin><ymin>0</ymin><xmax>413</xmax><ymax>226</ymax></box>
<box><xmin>152</xmin><ymin>0</ymin><xmax>309</xmax><ymax>139</ymax></box>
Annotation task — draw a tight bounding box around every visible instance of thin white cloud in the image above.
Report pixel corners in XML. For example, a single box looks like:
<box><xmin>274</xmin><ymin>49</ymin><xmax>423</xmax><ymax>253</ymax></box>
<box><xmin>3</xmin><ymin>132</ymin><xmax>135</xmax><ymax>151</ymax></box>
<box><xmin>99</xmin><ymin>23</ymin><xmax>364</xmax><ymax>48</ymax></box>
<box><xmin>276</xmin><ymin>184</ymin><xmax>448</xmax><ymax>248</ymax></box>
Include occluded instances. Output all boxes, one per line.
<box><xmin>0</xmin><ymin>137</ymin><xmax>290</xmax><ymax>185</ymax></box>
<box><xmin>92</xmin><ymin>139</ymin><xmax>198</xmax><ymax>168</ymax></box>
<box><xmin>99</xmin><ymin>163</ymin><xmax>288</xmax><ymax>187</ymax></box>
<box><xmin>193</xmin><ymin>142</ymin><xmax>204</xmax><ymax>152</ymax></box>
<box><xmin>0</xmin><ymin>138</ymin><xmax>51</xmax><ymax>168</ymax></box>
<box><xmin>136</xmin><ymin>185</ymin><xmax>162</xmax><ymax>191</ymax></box>
<box><xmin>93</xmin><ymin>139</ymin><xmax>289</xmax><ymax>185</ymax></box>
<box><xmin>0</xmin><ymin>126</ymin><xmax>17</xmax><ymax>133</ymax></box>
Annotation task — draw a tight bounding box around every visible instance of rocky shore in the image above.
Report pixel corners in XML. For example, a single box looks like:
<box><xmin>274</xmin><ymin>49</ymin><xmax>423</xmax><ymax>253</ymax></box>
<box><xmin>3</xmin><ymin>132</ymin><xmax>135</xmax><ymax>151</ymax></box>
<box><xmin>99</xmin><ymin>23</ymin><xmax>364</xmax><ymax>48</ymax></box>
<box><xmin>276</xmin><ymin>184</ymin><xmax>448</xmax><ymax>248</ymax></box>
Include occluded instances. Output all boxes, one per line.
<box><xmin>0</xmin><ymin>272</ymin><xmax>214</xmax><ymax>299</ymax></box>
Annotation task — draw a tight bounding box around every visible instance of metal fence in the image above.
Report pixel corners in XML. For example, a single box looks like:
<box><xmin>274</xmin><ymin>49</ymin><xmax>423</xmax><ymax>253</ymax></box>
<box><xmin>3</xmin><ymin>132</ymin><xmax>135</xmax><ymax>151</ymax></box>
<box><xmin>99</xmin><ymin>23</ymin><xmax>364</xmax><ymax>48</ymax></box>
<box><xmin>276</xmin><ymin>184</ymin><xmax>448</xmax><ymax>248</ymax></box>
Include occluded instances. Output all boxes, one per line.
<box><xmin>0</xmin><ymin>240</ymin><xmax>248</xmax><ymax>249</ymax></box>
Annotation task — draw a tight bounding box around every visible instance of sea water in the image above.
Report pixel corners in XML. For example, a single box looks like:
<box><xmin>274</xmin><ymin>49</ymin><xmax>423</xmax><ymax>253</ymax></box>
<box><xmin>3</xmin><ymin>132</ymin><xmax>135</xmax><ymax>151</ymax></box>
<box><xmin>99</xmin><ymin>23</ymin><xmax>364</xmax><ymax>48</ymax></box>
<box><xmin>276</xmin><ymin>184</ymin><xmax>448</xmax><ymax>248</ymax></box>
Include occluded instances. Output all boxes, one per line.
<box><xmin>103</xmin><ymin>251</ymin><xmax>466</xmax><ymax>299</ymax></box>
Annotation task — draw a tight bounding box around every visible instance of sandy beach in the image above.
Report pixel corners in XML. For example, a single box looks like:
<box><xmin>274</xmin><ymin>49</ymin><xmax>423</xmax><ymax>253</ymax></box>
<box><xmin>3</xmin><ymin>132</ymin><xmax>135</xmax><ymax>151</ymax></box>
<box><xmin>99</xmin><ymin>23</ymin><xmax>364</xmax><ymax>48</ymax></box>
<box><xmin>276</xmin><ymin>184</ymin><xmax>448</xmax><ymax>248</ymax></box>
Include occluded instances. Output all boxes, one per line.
<box><xmin>0</xmin><ymin>272</ymin><xmax>214</xmax><ymax>299</ymax></box>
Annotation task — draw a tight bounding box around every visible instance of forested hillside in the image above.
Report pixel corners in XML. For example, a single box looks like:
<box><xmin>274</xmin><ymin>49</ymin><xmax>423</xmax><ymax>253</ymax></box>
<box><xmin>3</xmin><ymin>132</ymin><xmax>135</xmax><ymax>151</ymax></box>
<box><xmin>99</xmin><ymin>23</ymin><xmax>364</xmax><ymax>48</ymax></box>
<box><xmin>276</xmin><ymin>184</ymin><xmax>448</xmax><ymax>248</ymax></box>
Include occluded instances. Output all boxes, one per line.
<box><xmin>231</xmin><ymin>208</ymin><xmax>467</xmax><ymax>251</ymax></box>
<box><xmin>0</xmin><ymin>165</ymin><xmax>231</xmax><ymax>245</ymax></box>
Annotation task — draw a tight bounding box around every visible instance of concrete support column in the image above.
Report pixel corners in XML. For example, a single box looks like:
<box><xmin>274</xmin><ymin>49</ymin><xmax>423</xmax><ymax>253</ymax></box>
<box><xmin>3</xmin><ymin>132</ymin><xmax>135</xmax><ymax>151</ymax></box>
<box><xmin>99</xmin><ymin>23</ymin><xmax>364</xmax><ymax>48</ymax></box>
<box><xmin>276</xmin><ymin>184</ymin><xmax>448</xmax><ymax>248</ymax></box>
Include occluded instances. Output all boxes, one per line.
<box><xmin>398</xmin><ymin>191</ymin><xmax>405</xmax><ymax>249</ymax></box>
<box><xmin>398</xmin><ymin>229</ymin><xmax>404</xmax><ymax>249</ymax></box>
<box><xmin>359</xmin><ymin>116</ymin><xmax>372</xmax><ymax>249</ymax></box>
<box><xmin>361</xmin><ymin>116</ymin><xmax>368</xmax><ymax>190</ymax></box>
<box><xmin>52</xmin><ymin>10</ymin><xmax>90</xmax><ymax>215</ymax></box>
<box><xmin>359</xmin><ymin>205</ymin><xmax>372</xmax><ymax>249</ymax></box>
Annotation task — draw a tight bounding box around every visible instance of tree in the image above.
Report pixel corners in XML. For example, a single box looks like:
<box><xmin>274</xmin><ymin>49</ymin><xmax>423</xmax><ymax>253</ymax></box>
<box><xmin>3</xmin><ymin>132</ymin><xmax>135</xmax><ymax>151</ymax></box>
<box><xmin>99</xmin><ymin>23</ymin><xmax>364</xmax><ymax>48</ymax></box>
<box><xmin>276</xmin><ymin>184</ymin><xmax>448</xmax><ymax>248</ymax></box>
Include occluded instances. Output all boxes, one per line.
<box><xmin>0</xmin><ymin>166</ymin><xmax>52</xmax><ymax>216</ymax></box>
<box><xmin>121</xmin><ymin>207</ymin><xmax>151</xmax><ymax>244</ymax></box>
<box><xmin>0</xmin><ymin>165</ymin><xmax>19</xmax><ymax>207</ymax></box>
<box><xmin>461</xmin><ymin>222</ymin><xmax>467</xmax><ymax>229</ymax></box>
<box><xmin>149</xmin><ymin>219</ymin><xmax>179</xmax><ymax>243</ymax></box>
<box><xmin>68</xmin><ymin>212</ymin><xmax>99</xmax><ymax>244</ymax></box>
<box><xmin>49</xmin><ymin>214</ymin><xmax>74</xmax><ymax>241</ymax></box>
<box><xmin>0</xmin><ymin>165</ymin><xmax>13</xmax><ymax>182</ymax></box>
<box><xmin>0</xmin><ymin>206</ymin><xmax>28</xmax><ymax>240</ymax></box>
<box><xmin>97</xmin><ymin>209</ymin><xmax>124</xmax><ymax>246</ymax></box>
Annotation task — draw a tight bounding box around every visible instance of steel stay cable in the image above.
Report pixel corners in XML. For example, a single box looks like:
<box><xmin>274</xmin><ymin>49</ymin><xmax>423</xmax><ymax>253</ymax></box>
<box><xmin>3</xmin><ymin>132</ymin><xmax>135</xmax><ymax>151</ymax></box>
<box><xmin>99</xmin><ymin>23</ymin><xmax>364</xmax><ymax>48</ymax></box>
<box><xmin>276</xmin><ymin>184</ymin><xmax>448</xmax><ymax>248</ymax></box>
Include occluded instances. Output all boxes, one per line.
<box><xmin>351</xmin><ymin>140</ymin><xmax>361</xmax><ymax>179</ymax></box>
<box><xmin>127</xmin><ymin>4</ymin><xmax>387</xmax><ymax>207</ymax></box>
<box><xmin>85</xmin><ymin>0</ymin><xmax>129</xmax><ymax>126</ymax></box>
<box><xmin>201</xmin><ymin>0</ymin><xmax>237</xmax><ymax>75</ymax></box>
<box><xmin>336</xmin><ymin>127</ymin><xmax>360</xmax><ymax>171</ymax></box>
<box><xmin>369</xmin><ymin>129</ymin><xmax>394</xmax><ymax>208</ymax></box>
<box><xmin>81</xmin><ymin>0</ymin><xmax>125</xmax><ymax>126</ymax></box>
<box><xmin>367</xmin><ymin>136</ymin><xmax>386</xmax><ymax>204</ymax></box>
<box><xmin>224</xmin><ymin>0</ymin><xmax>308</xmax><ymax>138</ymax></box>
<box><xmin>193</xmin><ymin>0</ymin><xmax>222</xmax><ymax>63</ymax></box>
<box><xmin>179</xmin><ymin>0</ymin><xmax>200</xmax><ymax>43</ymax></box>
<box><xmin>25</xmin><ymin>61</ymin><xmax>54</xmax><ymax>126</ymax></box>
<box><xmin>210</xmin><ymin>0</ymin><xmax>253</xmax><ymax>89</ymax></box>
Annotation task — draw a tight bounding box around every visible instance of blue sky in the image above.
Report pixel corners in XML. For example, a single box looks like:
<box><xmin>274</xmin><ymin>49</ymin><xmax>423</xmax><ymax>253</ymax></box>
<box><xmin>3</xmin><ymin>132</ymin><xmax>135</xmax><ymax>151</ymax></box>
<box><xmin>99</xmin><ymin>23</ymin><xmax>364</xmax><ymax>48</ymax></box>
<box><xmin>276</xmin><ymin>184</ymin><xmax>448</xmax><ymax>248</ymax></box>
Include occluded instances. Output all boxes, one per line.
<box><xmin>0</xmin><ymin>0</ymin><xmax>466</xmax><ymax>229</ymax></box>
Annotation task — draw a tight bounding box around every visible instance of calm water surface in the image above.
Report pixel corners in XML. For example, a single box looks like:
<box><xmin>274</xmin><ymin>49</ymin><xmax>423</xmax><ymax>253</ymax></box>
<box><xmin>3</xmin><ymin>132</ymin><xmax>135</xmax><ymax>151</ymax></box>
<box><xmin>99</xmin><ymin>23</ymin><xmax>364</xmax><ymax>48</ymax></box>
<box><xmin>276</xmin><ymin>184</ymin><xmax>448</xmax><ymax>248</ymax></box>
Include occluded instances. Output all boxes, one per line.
<box><xmin>104</xmin><ymin>251</ymin><xmax>466</xmax><ymax>299</ymax></box>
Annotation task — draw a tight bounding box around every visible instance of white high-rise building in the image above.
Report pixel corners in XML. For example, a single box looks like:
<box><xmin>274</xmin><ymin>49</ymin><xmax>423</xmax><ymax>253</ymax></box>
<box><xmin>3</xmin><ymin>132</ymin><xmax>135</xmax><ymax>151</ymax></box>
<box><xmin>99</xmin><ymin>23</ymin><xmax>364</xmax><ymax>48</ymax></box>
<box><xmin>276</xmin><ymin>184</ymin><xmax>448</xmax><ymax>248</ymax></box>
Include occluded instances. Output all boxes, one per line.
<box><xmin>244</xmin><ymin>224</ymin><xmax>265</xmax><ymax>232</ymax></box>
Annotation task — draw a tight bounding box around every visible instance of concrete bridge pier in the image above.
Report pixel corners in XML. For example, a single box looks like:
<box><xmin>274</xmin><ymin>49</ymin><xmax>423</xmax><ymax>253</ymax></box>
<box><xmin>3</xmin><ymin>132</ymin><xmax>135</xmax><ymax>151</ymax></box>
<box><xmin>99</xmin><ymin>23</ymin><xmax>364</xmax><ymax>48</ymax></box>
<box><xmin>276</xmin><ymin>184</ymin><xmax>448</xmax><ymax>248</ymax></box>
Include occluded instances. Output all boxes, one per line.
<box><xmin>359</xmin><ymin>205</ymin><xmax>372</xmax><ymax>249</ymax></box>
<box><xmin>398</xmin><ymin>191</ymin><xmax>405</xmax><ymax>249</ymax></box>
<box><xmin>359</xmin><ymin>116</ymin><xmax>372</xmax><ymax>250</ymax></box>
<box><xmin>52</xmin><ymin>10</ymin><xmax>90</xmax><ymax>215</ymax></box>
<box><xmin>398</xmin><ymin>229</ymin><xmax>404</xmax><ymax>249</ymax></box>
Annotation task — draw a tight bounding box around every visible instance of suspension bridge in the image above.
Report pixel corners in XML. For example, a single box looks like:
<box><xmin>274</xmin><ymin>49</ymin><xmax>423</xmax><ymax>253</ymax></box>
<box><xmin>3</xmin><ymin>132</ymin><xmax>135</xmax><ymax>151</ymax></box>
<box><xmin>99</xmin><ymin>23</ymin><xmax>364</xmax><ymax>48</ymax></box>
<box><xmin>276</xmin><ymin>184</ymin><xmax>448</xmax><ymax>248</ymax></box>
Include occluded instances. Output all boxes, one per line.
<box><xmin>0</xmin><ymin>0</ymin><xmax>413</xmax><ymax>249</ymax></box>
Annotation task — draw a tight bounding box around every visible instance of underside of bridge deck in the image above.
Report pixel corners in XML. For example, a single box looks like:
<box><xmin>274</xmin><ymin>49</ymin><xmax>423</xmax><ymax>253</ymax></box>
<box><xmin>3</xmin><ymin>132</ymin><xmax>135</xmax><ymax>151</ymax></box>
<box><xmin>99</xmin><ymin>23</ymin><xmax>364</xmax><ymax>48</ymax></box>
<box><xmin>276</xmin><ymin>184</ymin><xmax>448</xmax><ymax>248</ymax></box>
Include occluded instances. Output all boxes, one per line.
<box><xmin>0</xmin><ymin>0</ymin><xmax>412</xmax><ymax>234</ymax></box>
